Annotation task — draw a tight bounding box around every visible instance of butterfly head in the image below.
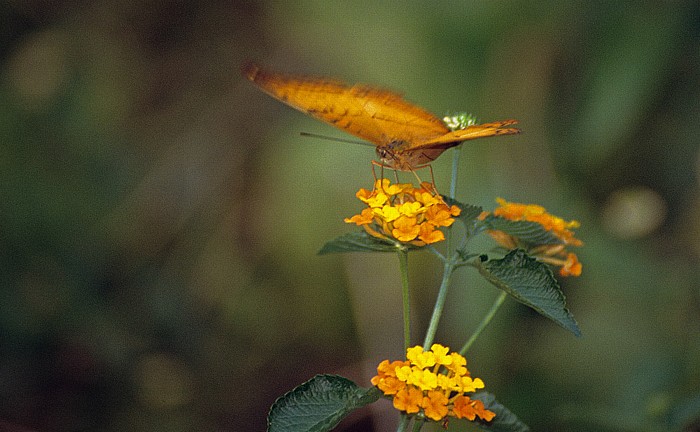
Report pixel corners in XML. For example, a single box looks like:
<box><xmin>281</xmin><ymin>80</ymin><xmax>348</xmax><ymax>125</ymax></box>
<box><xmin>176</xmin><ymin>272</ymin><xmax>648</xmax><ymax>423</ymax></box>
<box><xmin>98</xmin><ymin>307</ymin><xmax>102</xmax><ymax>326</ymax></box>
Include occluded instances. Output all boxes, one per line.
<box><xmin>376</xmin><ymin>141</ymin><xmax>413</xmax><ymax>171</ymax></box>
<box><xmin>376</xmin><ymin>146</ymin><xmax>396</xmax><ymax>167</ymax></box>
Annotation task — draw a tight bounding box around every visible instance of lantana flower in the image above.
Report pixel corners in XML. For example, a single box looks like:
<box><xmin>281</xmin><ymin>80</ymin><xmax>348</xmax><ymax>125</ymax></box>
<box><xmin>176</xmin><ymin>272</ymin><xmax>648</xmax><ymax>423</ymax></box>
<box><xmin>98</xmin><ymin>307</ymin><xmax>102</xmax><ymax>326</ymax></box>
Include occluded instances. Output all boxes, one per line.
<box><xmin>345</xmin><ymin>179</ymin><xmax>461</xmax><ymax>246</ymax></box>
<box><xmin>371</xmin><ymin>344</ymin><xmax>496</xmax><ymax>423</ymax></box>
<box><xmin>484</xmin><ymin>198</ymin><xmax>583</xmax><ymax>277</ymax></box>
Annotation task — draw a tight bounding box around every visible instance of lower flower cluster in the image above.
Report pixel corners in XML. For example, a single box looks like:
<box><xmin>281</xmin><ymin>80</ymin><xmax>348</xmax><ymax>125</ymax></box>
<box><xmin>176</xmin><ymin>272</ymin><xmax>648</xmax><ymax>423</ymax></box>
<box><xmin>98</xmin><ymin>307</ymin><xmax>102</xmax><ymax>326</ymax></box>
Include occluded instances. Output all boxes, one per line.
<box><xmin>371</xmin><ymin>344</ymin><xmax>496</xmax><ymax>423</ymax></box>
<box><xmin>344</xmin><ymin>179</ymin><xmax>461</xmax><ymax>246</ymax></box>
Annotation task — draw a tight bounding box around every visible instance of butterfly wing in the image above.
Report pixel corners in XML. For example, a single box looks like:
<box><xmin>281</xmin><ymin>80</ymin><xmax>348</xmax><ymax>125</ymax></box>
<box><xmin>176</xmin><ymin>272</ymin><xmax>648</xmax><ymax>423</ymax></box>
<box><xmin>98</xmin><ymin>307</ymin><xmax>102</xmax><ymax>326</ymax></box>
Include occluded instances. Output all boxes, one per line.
<box><xmin>389</xmin><ymin>120</ymin><xmax>520</xmax><ymax>169</ymax></box>
<box><xmin>244</xmin><ymin>64</ymin><xmax>450</xmax><ymax>146</ymax></box>
<box><xmin>414</xmin><ymin>120</ymin><xmax>521</xmax><ymax>148</ymax></box>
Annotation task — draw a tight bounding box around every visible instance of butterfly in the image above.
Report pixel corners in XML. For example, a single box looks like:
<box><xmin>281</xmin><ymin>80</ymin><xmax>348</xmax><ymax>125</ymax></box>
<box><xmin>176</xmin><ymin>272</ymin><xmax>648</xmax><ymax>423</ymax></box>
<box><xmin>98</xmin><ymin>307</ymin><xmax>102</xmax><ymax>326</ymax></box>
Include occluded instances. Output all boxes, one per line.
<box><xmin>244</xmin><ymin>63</ymin><xmax>519</xmax><ymax>172</ymax></box>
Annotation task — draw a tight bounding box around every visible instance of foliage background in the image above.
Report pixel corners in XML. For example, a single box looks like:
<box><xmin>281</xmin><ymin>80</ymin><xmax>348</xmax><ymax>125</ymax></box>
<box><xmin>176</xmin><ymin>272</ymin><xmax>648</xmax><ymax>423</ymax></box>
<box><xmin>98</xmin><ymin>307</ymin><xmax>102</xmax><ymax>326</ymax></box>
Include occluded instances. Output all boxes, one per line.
<box><xmin>1</xmin><ymin>1</ymin><xmax>699</xmax><ymax>431</ymax></box>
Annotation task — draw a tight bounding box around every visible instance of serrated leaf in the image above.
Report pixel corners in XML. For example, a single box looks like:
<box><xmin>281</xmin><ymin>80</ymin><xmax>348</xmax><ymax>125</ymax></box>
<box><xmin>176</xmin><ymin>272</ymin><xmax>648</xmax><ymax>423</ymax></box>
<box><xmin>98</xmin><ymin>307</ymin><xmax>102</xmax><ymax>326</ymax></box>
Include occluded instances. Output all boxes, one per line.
<box><xmin>443</xmin><ymin>197</ymin><xmax>483</xmax><ymax>224</ymax></box>
<box><xmin>471</xmin><ymin>392</ymin><xmax>530</xmax><ymax>432</ymax></box>
<box><xmin>442</xmin><ymin>198</ymin><xmax>487</xmax><ymax>240</ymax></box>
<box><xmin>318</xmin><ymin>231</ymin><xmax>406</xmax><ymax>254</ymax></box>
<box><xmin>484</xmin><ymin>215</ymin><xmax>563</xmax><ymax>245</ymax></box>
<box><xmin>477</xmin><ymin>249</ymin><xmax>581</xmax><ymax>337</ymax></box>
<box><xmin>267</xmin><ymin>375</ymin><xmax>381</xmax><ymax>432</ymax></box>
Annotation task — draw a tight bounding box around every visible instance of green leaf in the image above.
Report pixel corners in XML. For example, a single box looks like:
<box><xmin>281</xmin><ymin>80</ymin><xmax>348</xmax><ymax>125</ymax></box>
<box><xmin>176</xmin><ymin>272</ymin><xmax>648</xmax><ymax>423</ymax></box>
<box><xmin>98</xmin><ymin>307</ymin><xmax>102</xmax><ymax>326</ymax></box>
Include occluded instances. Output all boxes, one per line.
<box><xmin>471</xmin><ymin>392</ymin><xmax>530</xmax><ymax>432</ymax></box>
<box><xmin>483</xmin><ymin>215</ymin><xmax>563</xmax><ymax>245</ymax></box>
<box><xmin>443</xmin><ymin>197</ymin><xmax>487</xmax><ymax>237</ymax></box>
<box><xmin>477</xmin><ymin>249</ymin><xmax>581</xmax><ymax>337</ymax></box>
<box><xmin>318</xmin><ymin>231</ymin><xmax>407</xmax><ymax>254</ymax></box>
<box><xmin>267</xmin><ymin>375</ymin><xmax>381</xmax><ymax>432</ymax></box>
<box><xmin>443</xmin><ymin>197</ymin><xmax>483</xmax><ymax>223</ymax></box>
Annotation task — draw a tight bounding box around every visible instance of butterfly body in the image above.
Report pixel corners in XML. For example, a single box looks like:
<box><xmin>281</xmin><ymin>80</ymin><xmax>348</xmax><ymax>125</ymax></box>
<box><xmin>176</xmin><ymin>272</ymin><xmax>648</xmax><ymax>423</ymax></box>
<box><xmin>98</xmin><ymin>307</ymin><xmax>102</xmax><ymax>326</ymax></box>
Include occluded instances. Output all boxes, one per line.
<box><xmin>244</xmin><ymin>64</ymin><xmax>519</xmax><ymax>171</ymax></box>
<box><xmin>377</xmin><ymin>140</ymin><xmax>448</xmax><ymax>170</ymax></box>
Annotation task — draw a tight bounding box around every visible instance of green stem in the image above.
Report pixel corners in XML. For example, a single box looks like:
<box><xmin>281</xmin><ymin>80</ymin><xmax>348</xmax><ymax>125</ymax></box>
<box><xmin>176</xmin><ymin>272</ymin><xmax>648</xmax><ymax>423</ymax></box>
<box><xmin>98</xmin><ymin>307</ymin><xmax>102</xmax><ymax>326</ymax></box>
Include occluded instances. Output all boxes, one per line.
<box><xmin>396</xmin><ymin>414</ymin><xmax>411</xmax><ymax>432</ymax></box>
<box><xmin>422</xmin><ymin>260</ymin><xmax>455</xmax><ymax>349</ymax></box>
<box><xmin>449</xmin><ymin>145</ymin><xmax>461</xmax><ymax>200</ymax></box>
<box><xmin>422</xmin><ymin>146</ymin><xmax>462</xmax><ymax>350</ymax></box>
<box><xmin>445</xmin><ymin>146</ymin><xmax>461</xmax><ymax>253</ymax></box>
<box><xmin>459</xmin><ymin>291</ymin><xmax>507</xmax><ymax>356</ymax></box>
<box><xmin>398</xmin><ymin>249</ymin><xmax>411</xmax><ymax>351</ymax></box>
<box><xmin>411</xmin><ymin>418</ymin><xmax>424</xmax><ymax>432</ymax></box>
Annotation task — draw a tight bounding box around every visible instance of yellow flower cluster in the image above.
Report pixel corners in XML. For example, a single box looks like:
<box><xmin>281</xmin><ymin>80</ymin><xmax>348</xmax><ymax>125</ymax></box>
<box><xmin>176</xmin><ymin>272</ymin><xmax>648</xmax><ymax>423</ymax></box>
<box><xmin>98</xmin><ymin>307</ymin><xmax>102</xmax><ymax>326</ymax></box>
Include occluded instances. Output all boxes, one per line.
<box><xmin>344</xmin><ymin>179</ymin><xmax>461</xmax><ymax>246</ymax></box>
<box><xmin>371</xmin><ymin>344</ymin><xmax>496</xmax><ymax>423</ymax></box>
<box><xmin>486</xmin><ymin>198</ymin><xmax>583</xmax><ymax>277</ymax></box>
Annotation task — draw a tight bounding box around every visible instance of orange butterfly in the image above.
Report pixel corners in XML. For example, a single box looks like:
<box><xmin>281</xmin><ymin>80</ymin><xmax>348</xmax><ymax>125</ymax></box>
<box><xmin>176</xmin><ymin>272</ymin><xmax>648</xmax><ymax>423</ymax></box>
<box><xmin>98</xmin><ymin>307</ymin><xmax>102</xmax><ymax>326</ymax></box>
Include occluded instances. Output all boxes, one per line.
<box><xmin>244</xmin><ymin>64</ymin><xmax>519</xmax><ymax>171</ymax></box>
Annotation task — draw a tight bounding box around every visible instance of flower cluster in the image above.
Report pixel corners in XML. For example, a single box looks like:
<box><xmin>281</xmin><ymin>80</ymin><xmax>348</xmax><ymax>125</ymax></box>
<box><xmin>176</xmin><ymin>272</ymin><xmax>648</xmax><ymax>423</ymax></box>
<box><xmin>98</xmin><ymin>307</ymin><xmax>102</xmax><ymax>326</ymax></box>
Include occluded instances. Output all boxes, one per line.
<box><xmin>344</xmin><ymin>179</ymin><xmax>461</xmax><ymax>246</ymax></box>
<box><xmin>486</xmin><ymin>198</ymin><xmax>583</xmax><ymax>277</ymax></box>
<box><xmin>371</xmin><ymin>344</ymin><xmax>496</xmax><ymax>423</ymax></box>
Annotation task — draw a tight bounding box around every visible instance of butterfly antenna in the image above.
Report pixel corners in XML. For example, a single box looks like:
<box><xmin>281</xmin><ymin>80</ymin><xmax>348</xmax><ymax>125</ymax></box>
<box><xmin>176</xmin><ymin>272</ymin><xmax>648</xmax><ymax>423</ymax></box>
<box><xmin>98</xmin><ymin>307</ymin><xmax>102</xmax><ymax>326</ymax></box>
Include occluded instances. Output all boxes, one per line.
<box><xmin>299</xmin><ymin>132</ymin><xmax>373</xmax><ymax>147</ymax></box>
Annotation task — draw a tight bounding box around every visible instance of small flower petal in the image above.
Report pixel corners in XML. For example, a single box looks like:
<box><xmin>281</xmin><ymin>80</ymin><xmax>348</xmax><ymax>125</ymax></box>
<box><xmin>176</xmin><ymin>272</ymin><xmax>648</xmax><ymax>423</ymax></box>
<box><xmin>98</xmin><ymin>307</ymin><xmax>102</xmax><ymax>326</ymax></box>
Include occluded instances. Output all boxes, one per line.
<box><xmin>418</xmin><ymin>223</ymin><xmax>445</xmax><ymax>244</ymax></box>
<box><xmin>422</xmin><ymin>390</ymin><xmax>449</xmax><ymax>421</ymax></box>
<box><xmin>392</xmin><ymin>216</ymin><xmax>420</xmax><ymax>242</ymax></box>
<box><xmin>344</xmin><ymin>208</ymin><xmax>375</xmax><ymax>225</ymax></box>
<box><xmin>560</xmin><ymin>252</ymin><xmax>582</xmax><ymax>277</ymax></box>
<box><xmin>425</xmin><ymin>204</ymin><xmax>457</xmax><ymax>227</ymax></box>
<box><xmin>393</xmin><ymin>387</ymin><xmax>423</xmax><ymax>414</ymax></box>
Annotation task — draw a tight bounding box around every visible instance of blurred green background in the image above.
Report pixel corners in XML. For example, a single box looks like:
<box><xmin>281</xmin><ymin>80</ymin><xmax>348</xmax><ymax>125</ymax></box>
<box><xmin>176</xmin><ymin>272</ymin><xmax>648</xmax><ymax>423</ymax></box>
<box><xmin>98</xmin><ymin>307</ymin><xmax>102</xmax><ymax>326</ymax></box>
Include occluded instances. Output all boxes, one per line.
<box><xmin>1</xmin><ymin>1</ymin><xmax>699</xmax><ymax>431</ymax></box>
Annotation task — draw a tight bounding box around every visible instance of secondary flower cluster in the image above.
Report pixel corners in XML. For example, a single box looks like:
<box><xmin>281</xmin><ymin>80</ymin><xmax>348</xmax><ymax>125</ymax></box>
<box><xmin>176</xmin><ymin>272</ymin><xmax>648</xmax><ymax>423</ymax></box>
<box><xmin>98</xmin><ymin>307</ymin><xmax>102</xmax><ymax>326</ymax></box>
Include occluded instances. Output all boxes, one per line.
<box><xmin>371</xmin><ymin>344</ymin><xmax>496</xmax><ymax>423</ymax></box>
<box><xmin>486</xmin><ymin>198</ymin><xmax>583</xmax><ymax>277</ymax></box>
<box><xmin>344</xmin><ymin>179</ymin><xmax>461</xmax><ymax>246</ymax></box>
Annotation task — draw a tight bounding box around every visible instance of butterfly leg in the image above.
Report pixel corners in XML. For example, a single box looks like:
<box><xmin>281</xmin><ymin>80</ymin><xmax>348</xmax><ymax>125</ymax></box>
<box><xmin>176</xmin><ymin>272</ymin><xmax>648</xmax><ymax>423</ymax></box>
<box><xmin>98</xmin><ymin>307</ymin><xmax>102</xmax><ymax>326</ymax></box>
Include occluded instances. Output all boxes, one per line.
<box><xmin>405</xmin><ymin>164</ymin><xmax>443</xmax><ymax>199</ymax></box>
<box><xmin>426</xmin><ymin>164</ymin><xmax>442</xmax><ymax>197</ymax></box>
<box><xmin>370</xmin><ymin>160</ymin><xmax>387</xmax><ymax>193</ymax></box>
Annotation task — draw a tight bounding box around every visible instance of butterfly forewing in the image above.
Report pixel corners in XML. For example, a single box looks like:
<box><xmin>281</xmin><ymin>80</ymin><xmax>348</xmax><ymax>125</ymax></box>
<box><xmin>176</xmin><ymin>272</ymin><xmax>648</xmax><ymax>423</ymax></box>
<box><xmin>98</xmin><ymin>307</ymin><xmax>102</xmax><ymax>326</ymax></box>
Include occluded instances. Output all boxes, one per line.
<box><xmin>244</xmin><ymin>63</ymin><xmax>520</xmax><ymax>171</ymax></box>
<box><xmin>244</xmin><ymin>64</ymin><xmax>450</xmax><ymax>146</ymax></box>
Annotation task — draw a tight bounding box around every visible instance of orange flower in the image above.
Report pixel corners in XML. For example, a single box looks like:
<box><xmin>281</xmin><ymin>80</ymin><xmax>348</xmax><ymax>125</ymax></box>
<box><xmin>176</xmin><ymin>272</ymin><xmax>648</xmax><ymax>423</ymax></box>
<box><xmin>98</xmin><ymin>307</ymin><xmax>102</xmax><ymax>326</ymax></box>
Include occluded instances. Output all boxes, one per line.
<box><xmin>486</xmin><ymin>198</ymin><xmax>584</xmax><ymax>277</ymax></box>
<box><xmin>392</xmin><ymin>216</ymin><xmax>421</xmax><ymax>242</ymax></box>
<box><xmin>422</xmin><ymin>390</ymin><xmax>449</xmax><ymax>421</ymax></box>
<box><xmin>371</xmin><ymin>360</ymin><xmax>409</xmax><ymax>395</ymax></box>
<box><xmin>371</xmin><ymin>344</ymin><xmax>495</xmax><ymax>423</ymax></box>
<box><xmin>560</xmin><ymin>252</ymin><xmax>582</xmax><ymax>277</ymax></box>
<box><xmin>345</xmin><ymin>180</ymin><xmax>460</xmax><ymax>246</ymax></box>
<box><xmin>393</xmin><ymin>387</ymin><xmax>423</xmax><ymax>414</ymax></box>
<box><xmin>491</xmin><ymin>198</ymin><xmax>582</xmax><ymax>246</ymax></box>
<box><xmin>452</xmin><ymin>395</ymin><xmax>496</xmax><ymax>422</ymax></box>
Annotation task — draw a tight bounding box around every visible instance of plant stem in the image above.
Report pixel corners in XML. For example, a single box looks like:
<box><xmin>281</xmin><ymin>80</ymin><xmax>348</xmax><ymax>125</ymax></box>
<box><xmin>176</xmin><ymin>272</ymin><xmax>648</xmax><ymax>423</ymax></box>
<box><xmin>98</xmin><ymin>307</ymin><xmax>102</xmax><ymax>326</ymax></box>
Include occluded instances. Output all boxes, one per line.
<box><xmin>396</xmin><ymin>414</ymin><xmax>411</xmax><ymax>432</ymax></box>
<box><xmin>423</xmin><ymin>260</ymin><xmax>455</xmax><ymax>349</ymax></box>
<box><xmin>423</xmin><ymin>147</ymin><xmax>462</xmax><ymax>350</ymax></box>
<box><xmin>398</xmin><ymin>249</ymin><xmax>411</xmax><ymax>351</ymax></box>
<box><xmin>459</xmin><ymin>290</ymin><xmax>507</xmax><ymax>355</ymax></box>
<box><xmin>411</xmin><ymin>418</ymin><xmax>424</xmax><ymax>432</ymax></box>
<box><xmin>445</xmin><ymin>146</ymin><xmax>461</xmax><ymax>254</ymax></box>
<box><xmin>449</xmin><ymin>145</ymin><xmax>461</xmax><ymax>200</ymax></box>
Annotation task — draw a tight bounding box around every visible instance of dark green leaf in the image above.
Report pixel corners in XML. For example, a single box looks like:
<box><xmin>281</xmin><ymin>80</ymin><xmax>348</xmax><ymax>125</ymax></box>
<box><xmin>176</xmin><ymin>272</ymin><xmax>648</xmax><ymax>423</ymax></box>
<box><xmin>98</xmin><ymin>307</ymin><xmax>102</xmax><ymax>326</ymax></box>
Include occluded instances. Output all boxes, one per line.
<box><xmin>477</xmin><ymin>249</ymin><xmax>581</xmax><ymax>337</ymax></box>
<box><xmin>318</xmin><ymin>231</ymin><xmax>406</xmax><ymax>254</ymax></box>
<box><xmin>267</xmin><ymin>375</ymin><xmax>381</xmax><ymax>432</ymax></box>
<box><xmin>471</xmin><ymin>392</ymin><xmax>530</xmax><ymax>432</ymax></box>
<box><xmin>484</xmin><ymin>215</ymin><xmax>563</xmax><ymax>245</ymax></box>
<box><xmin>443</xmin><ymin>197</ymin><xmax>483</xmax><ymax>224</ymax></box>
<box><xmin>442</xmin><ymin>198</ymin><xmax>487</xmax><ymax>240</ymax></box>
